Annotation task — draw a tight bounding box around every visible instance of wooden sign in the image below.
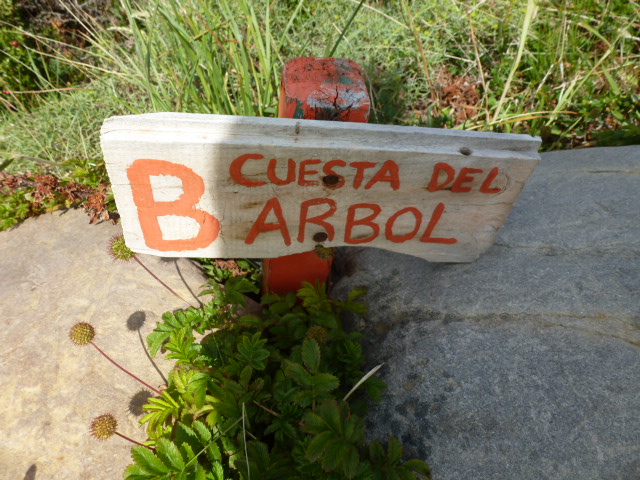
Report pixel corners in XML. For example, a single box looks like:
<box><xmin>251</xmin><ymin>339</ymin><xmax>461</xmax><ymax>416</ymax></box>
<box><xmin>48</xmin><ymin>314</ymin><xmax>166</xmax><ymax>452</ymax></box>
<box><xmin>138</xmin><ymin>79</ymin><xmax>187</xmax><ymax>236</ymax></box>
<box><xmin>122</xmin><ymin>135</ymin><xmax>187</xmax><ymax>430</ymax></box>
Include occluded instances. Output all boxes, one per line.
<box><xmin>101</xmin><ymin>113</ymin><xmax>540</xmax><ymax>262</ymax></box>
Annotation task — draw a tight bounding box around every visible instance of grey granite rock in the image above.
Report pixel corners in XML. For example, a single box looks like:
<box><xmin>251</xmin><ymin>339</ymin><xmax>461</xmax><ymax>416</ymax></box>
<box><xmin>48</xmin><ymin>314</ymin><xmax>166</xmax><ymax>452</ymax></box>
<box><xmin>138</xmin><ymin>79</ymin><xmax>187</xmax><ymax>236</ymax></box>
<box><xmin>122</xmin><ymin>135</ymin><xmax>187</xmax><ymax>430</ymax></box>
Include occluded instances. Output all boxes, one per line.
<box><xmin>0</xmin><ymin>210</ymin><xmax>207</xmax><ymax>479</ymax></box>
<box><xmin>333</xmin><ymin>146</ymin><xmax>640</xmax><ymax>480</ymax></box>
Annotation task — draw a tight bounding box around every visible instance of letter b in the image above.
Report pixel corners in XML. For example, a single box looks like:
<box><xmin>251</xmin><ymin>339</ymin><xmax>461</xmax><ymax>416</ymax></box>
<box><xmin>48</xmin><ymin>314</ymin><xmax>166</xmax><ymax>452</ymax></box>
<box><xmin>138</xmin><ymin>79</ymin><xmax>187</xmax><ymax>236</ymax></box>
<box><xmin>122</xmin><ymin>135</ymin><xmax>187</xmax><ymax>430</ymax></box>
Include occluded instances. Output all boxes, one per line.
<box><xmin>127</xmin><ymin>159</ymin><xmax>220</xmax><ymax>251</ymax></box>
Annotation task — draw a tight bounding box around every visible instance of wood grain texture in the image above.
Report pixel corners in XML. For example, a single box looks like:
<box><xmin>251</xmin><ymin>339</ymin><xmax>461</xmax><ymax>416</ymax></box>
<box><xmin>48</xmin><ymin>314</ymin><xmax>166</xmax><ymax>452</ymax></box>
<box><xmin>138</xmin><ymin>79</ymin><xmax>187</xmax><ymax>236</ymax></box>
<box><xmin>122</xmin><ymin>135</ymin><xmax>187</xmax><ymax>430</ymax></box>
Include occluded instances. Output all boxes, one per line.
<box><xmin>101</xmin><ymin>113</ymin><xmax>540</xmax><ymax>262</ymax></box>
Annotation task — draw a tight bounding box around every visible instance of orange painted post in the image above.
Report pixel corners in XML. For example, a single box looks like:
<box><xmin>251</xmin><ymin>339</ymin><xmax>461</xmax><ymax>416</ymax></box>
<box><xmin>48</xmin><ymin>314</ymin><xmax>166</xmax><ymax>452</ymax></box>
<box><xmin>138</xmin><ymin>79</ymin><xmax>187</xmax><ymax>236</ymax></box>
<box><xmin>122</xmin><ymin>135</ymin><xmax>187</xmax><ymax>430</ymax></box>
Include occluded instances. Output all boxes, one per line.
<box><xmin>263</xmin><ymin>57</ymin><xmax>371</xmax><ymax>295</ymax></box>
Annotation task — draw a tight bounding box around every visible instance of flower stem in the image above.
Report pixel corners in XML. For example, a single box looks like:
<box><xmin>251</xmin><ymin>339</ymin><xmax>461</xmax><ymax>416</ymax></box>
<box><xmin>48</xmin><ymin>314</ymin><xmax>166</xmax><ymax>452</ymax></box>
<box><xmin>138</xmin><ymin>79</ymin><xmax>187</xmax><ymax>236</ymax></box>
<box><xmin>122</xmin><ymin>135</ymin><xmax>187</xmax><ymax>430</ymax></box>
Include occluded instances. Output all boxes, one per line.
<box><xmin>133</xmin><ymin>255</ymin><xmax>196</xmax><ymax>308</ymax></box>
<box><xmin>90</xmin><ymin>342</ymin><xmax>162</xmax><ymax>395</ymax></box>
<box><xmin>115</xmin><ymin>431</ymin><xmax>154</xmax><ymax>449</ymax></box>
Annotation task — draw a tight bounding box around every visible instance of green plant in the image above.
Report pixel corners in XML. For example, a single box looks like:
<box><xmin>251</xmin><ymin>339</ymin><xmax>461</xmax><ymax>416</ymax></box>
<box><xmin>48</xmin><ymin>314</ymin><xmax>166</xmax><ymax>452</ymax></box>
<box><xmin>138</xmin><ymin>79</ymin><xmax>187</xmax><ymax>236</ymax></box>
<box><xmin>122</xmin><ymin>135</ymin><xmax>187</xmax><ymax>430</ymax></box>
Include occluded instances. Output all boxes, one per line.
<box><xmin>0</xmin><ymin>0</ymin><xmax>42</xmax><ymax>96</ymax></box>
<box><xmin>0</xmin><ymin>169</ymin><xmax>115</xmax><ymax>230</ymax></box>
<box><xmin>122</xmin><ymin>280</ymin><xmax>430</xmax><ymax>479</ymax></box>
<box><xmin>197</xmin><ymin>258</ymin><xmax>262</xmax><ymax>288</ymax></box>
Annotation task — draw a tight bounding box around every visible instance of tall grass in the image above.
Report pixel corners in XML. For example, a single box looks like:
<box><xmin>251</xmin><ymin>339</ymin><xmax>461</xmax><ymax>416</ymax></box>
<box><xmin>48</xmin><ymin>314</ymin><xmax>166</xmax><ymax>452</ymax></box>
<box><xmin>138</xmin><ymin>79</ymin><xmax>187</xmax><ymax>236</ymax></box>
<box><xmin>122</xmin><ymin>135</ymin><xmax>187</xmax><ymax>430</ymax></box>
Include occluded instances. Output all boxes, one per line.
<box><xmin>28</xmin><ymin>0</ymin><xmax>281</xmax><ymax>117</ymax></box>
<box><xmin>24</xmin><ymin>0</ymin><xmax>369</xmax><ymax>117</ymax></box>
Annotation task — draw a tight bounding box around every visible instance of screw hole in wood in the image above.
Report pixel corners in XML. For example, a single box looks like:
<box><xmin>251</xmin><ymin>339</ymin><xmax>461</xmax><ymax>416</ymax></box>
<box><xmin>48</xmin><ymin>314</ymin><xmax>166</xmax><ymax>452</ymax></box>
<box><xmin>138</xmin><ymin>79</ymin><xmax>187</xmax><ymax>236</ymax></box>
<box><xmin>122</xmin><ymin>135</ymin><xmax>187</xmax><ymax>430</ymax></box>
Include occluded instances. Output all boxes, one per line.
<box><xmin>312</xmin><ymin>232</ymin><xmax>328</xmax><ymax>242</ymax></box>
<box><xmin>322</xmin><ymin>175</ymin><xmax>340</xmax><ymax>187</ymax></box>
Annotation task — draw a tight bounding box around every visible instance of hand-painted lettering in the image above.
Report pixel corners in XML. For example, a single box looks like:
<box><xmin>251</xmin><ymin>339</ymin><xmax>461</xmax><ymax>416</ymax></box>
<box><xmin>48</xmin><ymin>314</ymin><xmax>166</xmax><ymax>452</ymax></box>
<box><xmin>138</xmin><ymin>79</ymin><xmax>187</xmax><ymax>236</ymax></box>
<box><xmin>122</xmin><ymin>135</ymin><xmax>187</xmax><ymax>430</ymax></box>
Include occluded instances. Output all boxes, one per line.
<box><xmin>298</xmin><ymin>159</ymin><xmax>322</xmax><ymax>186</ymax></box>
<box><xmin>230</xmin><ymin>153</ymin><xmax>267</xmax><ymax>187</ymax></box>
<box><xmin>267</xmin><ymin>158</ymin><xmax>296</xmax><ymax>185</ymax></box>
<box><xmin>385</xmin><ymin>206</ymin><xmax>422</xmax><ymax>243</ymax></box>
<box><xmin>298</xmin><ymin>198</ymin><xmax>337</xmax><ymax>243</ymax></box>
<box><xmin>365</xmin><ymin>160</ymin><xmax>400</xmax><ymax>190</ymax></box>
<box><xmin>245</xmin><ymin>197</ymin><xmax>291</xmax><ymax>246</ymax></box>
<box><xmin>126</xmin><ymin>153</ymin><xmax>501</xmax><ymax>253</ymax></box>
<box><xmin>127</xmin><ymin>159</ymin><xmax>220</xmax><ymax>251</ymax></box>
<box><xmin>344</xmin><ymin>203</ymin><xmax>381</xmax><ymax>244</ymax></box>
<box><xmin>420</xmin><ymin>202</ymin><xmax>457</xmax><ymax>244</ymax></box>
<box><xmin>451</xmin><ymin>167</ymin><xmax>483</xmax><ymax>193</ymax></box>
<box><xmin>428</xmin><ymin>162</ymin><xmax>456</xmax><ymax>192</ymax></box>
<box><xmin>350</xmin><ymin>161</ymin><xmax>377</xmax><ymax>189</ymax></box>
<box><xmin>480</xmin><ymin>167</ymin><xmax>502</xmax><ymax>193</ymax></box>
<box><xmin>428</xmin><ymin>162</ymin><xmax>503</xmax><ymax>194</ymax></box>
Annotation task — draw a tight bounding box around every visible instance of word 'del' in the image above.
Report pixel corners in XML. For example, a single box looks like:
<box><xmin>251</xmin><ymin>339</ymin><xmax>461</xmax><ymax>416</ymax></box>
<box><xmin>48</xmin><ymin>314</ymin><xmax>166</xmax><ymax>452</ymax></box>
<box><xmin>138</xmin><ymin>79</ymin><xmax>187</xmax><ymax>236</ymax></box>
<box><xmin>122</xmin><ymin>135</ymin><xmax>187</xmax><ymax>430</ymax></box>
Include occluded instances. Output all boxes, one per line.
<box><xmin>102</xmin><ymin>113</ymin><xmax>540</xmax><ymax>262</ymax></box>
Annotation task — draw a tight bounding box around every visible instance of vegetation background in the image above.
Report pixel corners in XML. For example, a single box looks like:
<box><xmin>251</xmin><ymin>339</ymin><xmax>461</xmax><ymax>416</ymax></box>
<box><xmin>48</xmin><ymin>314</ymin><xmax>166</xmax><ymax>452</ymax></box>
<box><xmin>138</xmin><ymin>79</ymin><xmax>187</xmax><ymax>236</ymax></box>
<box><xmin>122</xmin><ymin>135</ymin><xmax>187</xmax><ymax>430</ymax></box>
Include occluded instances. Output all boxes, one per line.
<box><xmin>0</xmin><ymin>0</ymin><xmax>639</xmax><ymax>228</ymax></box>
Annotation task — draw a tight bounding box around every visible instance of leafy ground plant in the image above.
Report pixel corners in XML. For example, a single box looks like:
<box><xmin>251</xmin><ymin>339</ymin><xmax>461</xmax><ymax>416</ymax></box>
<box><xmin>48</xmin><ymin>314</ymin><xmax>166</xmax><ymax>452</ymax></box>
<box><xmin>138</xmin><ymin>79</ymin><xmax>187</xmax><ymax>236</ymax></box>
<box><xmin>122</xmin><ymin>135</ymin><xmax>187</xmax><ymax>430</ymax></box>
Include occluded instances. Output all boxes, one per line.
<box><xmin>0</xmin><ymin>169</ymin><xmax>115</xmax><ymax>229</ymax></box>
<box><xmin>122</xmin><ymin>279</ymin><xmax>430</xmax><ymax>479</ymax></box>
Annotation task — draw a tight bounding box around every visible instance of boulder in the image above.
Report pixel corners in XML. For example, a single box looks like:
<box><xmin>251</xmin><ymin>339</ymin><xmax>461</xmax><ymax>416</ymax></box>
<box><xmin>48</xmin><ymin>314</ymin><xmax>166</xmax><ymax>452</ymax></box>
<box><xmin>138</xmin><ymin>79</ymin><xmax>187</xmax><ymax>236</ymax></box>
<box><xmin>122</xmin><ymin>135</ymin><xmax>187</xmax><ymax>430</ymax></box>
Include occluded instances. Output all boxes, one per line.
<box><xmin>0</xmin><ymin>210</ymin><xmax>207</xmax><ymax>479</ymax></box>
<box><xmin>333</xmin><ymin>146</ymin><xmax>640</xmax><ymax>480</ymax></box>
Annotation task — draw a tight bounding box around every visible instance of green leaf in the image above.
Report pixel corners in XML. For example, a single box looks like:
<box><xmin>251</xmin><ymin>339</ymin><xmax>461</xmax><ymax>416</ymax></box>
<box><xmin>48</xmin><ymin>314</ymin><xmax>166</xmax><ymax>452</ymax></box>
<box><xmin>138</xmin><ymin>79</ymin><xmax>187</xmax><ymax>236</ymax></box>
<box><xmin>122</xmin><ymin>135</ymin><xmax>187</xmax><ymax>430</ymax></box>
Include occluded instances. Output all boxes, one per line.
<box><xmin>192</xmin><ymin>420</ymin><xmax>212</xmax><ymax>443</ymax></box>
<box><xmin>312</xmin><ymin>310</ymin><xmax>339</xmax><ymax>329</ymax></box>
<box><xmin>211</xmin><ymin>461</ymin><xmax>225</xmax><ymax>480</ymax></box>
<box><xmin>348</xmin><ymin>287</ymin><xmax>368</xmax><ymax>302</ymax></box>
<box><xmin>318</xmin><ymin>399</ymin><xmax>343</xmax><ymax>434</ymax></box>
<box><xmin>305</xmin><ymin>430</ymin><xmax>334</xmax><ymax>462</ymax></box>
<box><xmin>388</xmin><ymin>437</ymin><xmax>403</xmax><ymax>465</ymax></box>
<box><xmin>310</xmin><ymin>373</ymin><xmax>339</xmax><ymax>394</ymax></box>
<box><xmin>320</xmin><ymin>439</ymin><xmax>346</xmax><ymax>471</ymax></box>
<box><xmin>238</xmin><ymin>314</ymin><xmax>263</xmax><ymax>327</ymax></box>
<box><xmin>237</xmin><ymin>332</ymin><xmax>269</xmax><ymax>370</ymax></box>
<box><xmin>239</xmin><ymin>365</ymin><xmax>253</xmax><ymax>387</ymax></box>
<box><xmin>205</xmin><ymin>441</ymin><xmax>223</xmax><ymax>465</ymax></box>
<box><xmin>301</xmin><ymin>411</ymin><xmax>326</xmax><ymax>434</ymax></box>
<box><xmin>401</xmin><ymin>459</ymin><xmax>432</xmax><ymax>478</ymax></box>
<box><xmin>368</xmin><ymin>441</ymin><xmax>386</xmax><ymax>462</ymax></box>
<box><xmin>147</xmin><ymin>330</ymin><xmax>170</xmax><ymax>357</ymax></box>
<box><xmin>193</xmin><ymin>464</ymin><xmax>207</xmax><ymax>480</ymax></box>
<box><xmin>337</xmin><ymin>444</ymin><xmax>360</xmax><ymax>479</ymax></box>
<box><xmin>284</xmin><ymin>361</ymin><xmax>312</xmax><ymax>388</ymax></box>
<box><xmin>341</xmin><ymin>301</ymin><xmax>367</xmax><ymax>315</ymax></box>
<box><xmin>131</xmin><ymin>446</ymin><xmax>169</xmax><ymax>475</ymax></box>
<box><xmin>182</xmin><ymin>445</ymin><xmax>197</xmax><ymax>468</ymax></box>
<box><xmin>156</xmin><ymin>438</ymin><xmax>185</xmax><ymax>472</ymax></box>
<box><xmin>302</xmin><ymin>338</ymin><xmax>320</xmax><ymax>373</ymax></box>
<box><xmin>124</xmin><ymin>463</ymin><xmax>158</xmax><ymax>480</ymax></box>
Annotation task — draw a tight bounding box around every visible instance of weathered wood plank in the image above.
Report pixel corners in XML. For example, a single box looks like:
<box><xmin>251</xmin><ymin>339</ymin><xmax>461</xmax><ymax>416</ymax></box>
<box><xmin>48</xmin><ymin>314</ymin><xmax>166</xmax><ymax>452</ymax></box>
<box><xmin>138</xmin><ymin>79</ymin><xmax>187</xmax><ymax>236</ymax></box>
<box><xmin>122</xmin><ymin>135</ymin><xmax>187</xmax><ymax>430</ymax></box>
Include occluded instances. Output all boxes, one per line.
<box><xmin>101</xmin><ymin>113</ymin><xmax>540</xmax><ymax>262</ymax></box>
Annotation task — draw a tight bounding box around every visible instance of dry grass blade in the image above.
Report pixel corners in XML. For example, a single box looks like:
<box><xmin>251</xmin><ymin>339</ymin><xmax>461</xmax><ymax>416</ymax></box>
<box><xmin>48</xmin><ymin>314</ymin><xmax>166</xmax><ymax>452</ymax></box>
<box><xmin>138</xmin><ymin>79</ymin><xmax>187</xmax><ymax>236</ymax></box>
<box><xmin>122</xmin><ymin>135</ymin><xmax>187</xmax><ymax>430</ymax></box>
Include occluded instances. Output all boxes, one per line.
<box><xmin>343</xmin><ymin>363</ymin><xmax>384</xmax><ymax>401</ymax></box>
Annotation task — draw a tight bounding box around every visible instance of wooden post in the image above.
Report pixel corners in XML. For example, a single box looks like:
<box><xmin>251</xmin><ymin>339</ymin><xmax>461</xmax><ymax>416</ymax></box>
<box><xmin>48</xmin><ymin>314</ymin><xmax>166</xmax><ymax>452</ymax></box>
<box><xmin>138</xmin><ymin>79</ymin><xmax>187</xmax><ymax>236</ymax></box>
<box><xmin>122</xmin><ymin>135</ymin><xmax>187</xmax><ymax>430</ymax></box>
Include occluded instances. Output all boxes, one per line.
<box><xmin>263</xmin><ymin>57</ymin><xmax>371</xmax><ymax>295</ymax></box>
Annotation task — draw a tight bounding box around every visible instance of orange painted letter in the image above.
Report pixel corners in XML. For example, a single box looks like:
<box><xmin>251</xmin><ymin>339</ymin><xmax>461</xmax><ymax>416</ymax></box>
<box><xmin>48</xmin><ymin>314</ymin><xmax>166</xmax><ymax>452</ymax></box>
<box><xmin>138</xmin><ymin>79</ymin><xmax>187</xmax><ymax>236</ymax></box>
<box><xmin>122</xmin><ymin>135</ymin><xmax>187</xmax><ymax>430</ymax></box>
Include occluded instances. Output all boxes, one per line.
<box><xmin>480</xmin><ymin>167</ymin><xmax>502</xmax><ymax>194</ymax></box>
<box><xmin>298</xmin><ymin>198</ymin><xmax>337</xmax><ymax>243</ymax></box>
<box><xmin>245</xmin><ymin>197</ymin><xmax>291</xmax><ymax>246</ymax></box>
<box><xmin>344</xmin><ymin>203</ymin><xmax>382</xmax><ymax>244</ymax></box>
<box><xmin>127</xmin><ymin>159</ymin><xmax>220</xmax><ymax>251</ymax></box>
<box><xmin>349</xmin><ymin>161</ymin><xmax>377</xmax><ymax>189</ymax></box>
<box><xmin>298</xmin><ymin>159</ymin><xmax>322</xmax><ymax>186</ymax></box>
<box><xmin>385</xmin><ymin>207</ymin><xmax>422</xmax><ymax>243</ymax></box>
<box><xmin>451</xmin><ymin>167</ymin><xmax>483</xmax><ymax>193</ymax></box>
<box><xmin>420</xmin><ymin>202</ymin><xmax>457</xmax><ymax>244</ymax></box>
<box><xmin>365</xmin><ymin>160</ymin><xmax>401</xmax><ymax>190</ymax></box>
<box><xmin>267</xmin><ymin>158</ymin><xmax>296</xmax><ymax>186</ymax></box>
<box><xmin>428</xmin><ymin>162</ymin><xmax>456</xmax><ymax>192</ymax></box>
<box><xmin>230</xmin><ymin>153</ymin><xmax>266</xmax><ymax>187</ymax></box>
